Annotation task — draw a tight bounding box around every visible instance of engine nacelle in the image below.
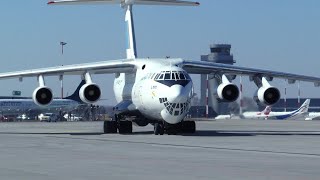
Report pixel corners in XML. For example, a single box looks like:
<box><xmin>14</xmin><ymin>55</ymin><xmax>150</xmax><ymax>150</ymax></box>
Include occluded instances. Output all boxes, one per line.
<box><xmin>79</xmin><ymin>83</ymin><xmax>101</xmax><ymax>104</ymax></box>
<box><xmin>32</xmin><ymin>86</ymin><xmax>53</xmax><ymax>106</ymax></box>
<box><xmin>254</xmin><ymin>86</ymin><xmax>280</xmax><ymax>105</ymax></box>
<box><xmin>216</xmin><ymin>83</ymin><xmax>239</xmax><ymax>102</ymax></box>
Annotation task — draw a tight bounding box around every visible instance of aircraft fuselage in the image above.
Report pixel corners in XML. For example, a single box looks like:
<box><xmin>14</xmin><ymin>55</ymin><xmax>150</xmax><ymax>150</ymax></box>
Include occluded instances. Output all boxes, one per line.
<box><xmin>113</xmin><ymin>59</ymin><xmax>194</xmax><ymax>124</ymax></box>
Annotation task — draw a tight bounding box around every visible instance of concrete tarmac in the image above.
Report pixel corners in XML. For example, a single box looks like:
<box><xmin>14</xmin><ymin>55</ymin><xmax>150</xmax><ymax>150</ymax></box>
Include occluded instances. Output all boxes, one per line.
<box><xmin>0</xmin><ymin>119</ymin><xmax>320</xmax><ymax>180</ymax></box>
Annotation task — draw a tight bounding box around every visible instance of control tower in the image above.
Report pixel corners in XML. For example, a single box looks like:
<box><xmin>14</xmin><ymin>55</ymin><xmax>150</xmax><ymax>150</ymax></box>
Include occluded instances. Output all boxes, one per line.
<box><xmin>200</xmin><ymin>44</ymin><xmax>235</xmax><ymax>116</ymax></box>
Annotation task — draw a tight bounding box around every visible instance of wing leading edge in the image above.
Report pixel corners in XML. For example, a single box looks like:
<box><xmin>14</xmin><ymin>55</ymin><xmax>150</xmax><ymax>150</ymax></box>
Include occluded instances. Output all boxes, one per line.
<box><xmin>0</xmin><ymin>59</ymin><xmax>135</xmax><ymax>80</ymax></box>
<box><xmin>181</xmin><ymin>60</ymin><xmax>320</xmax><ymax>86</ymax></box>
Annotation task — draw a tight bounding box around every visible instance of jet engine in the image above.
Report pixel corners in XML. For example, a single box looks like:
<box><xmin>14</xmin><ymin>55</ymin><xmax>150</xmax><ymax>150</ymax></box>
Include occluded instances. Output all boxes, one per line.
<box><xmin>215</xmin><ymin>74</ymin><xmax>239</xmax><ymax>102</ymax></box>
<box><xmin>79</xmin><ymin>83</ymin><xmax>101</xmax><ymax>104</ymax></box>
<box><xmin>32</xmin><ymin>86</ymin><xmax>53</xmax><ymax>106</ymax></box>
<box><xmin>254</xmin><ymin>86</ymin><xmax>280</xmax><ymax>105</ymax></box>
<box><xmin>253</xmin><ymin>77</ymin><xmax>280</xmax><ymax>105</ymax></box>
<box><xmin>216</xmin><ymin>83</ymin><xmax>239</xmax><ymax>102</ymax></box>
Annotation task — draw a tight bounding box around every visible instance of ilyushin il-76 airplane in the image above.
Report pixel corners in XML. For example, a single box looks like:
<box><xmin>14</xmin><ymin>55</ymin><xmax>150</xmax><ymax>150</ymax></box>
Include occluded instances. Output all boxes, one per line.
<box><xmin>0</xmin><ymin>0</ymin><xmax>320</xmax><ymax>135</ymax></box>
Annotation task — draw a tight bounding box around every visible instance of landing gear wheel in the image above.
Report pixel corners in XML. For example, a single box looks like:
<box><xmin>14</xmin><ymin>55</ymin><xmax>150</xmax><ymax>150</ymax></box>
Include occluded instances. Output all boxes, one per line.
<box><xmin>165</xmin><ymin>123</ymin><xmax>179</xmax><ymax>135</ymax></box>
<box><xmin>181</xmin><ymin>121</ymin><xmax>196</xmax><ymax>133</ymax></box>
<box><xmin>154</xmin><ymin>123</ymin><xmax>164</xmax><ymax>135</ymax></box>
<box><xmin>159</xmin><ymin>124</ymin><xmax>164</xmax><ymax>135</ymax></box>
<box><xmin>154</xmin><ymin>123</ymin><xmax>159</xmax><ymax>135</ymax></box>
<box><xmin>118</xmin><ymin>121</ymin><xmax>133</xmax><ymax>134</ymax></box>
<box><xmin>104</xmin><ymin>121</ymin><xmax>117</xmax><ymax>134</ymax></box>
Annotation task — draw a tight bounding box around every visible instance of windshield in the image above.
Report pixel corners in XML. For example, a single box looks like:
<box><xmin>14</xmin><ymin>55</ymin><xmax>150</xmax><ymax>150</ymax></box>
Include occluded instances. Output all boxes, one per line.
<box><xmin>153</xmin><ymin>71</ymin><xmax>190</xmax><ymax>81</ymax></box>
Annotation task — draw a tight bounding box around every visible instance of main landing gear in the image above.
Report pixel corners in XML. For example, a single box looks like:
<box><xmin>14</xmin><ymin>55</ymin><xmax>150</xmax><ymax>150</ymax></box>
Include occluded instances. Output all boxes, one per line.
<box><xmin>154</xmin><ymin>123</ymin><xmax>165</xmax><ymax>135</ymax></box>
<box><xmin>103</xmin><ymin>115</ymin><xmax>196</xmax><ymax>135</ymax></box>
<box><xmin>153</xmin><ymin>121</ymin><xmax>196</xmax><ymax>135</ymax></box>
<box><xmin>103</xmin><ymin>115</ymin><xmax>132</xmax><ymax>134</ymax></box>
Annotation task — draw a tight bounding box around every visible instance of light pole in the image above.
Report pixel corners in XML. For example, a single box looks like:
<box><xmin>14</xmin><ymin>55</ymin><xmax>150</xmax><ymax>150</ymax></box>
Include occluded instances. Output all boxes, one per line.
<box><xmin>59</xmin><ymin>75</ymin><xmax>63</xmax><ymax>99</ymax></box>
<box><xmin>60</xmin><ymin>41</ymin><xmax>67</xmax><ymax>55</ymax></box>
<box><xmin>60</xmin><ymin>41</ymin><xmax>67</xmax><ymax>98</ymax></box>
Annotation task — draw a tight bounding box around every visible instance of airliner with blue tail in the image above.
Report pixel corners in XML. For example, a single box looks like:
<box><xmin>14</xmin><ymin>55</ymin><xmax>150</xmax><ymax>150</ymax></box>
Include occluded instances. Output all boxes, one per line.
<box><xmin>243</xmin><ymin>99</ymin><xmax>310</xmax><ymax>120</ymax></box>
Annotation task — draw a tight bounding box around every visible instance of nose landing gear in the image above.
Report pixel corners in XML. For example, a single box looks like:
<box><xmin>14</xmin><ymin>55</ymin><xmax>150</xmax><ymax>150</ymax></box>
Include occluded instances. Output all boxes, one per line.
<box><xmin>154</xmin><ymin>123</ymin><xmax>164</xmax><ymax>135</ymax></box>
<box><xmin>181</xmin><ymin>121</ymin><xmax>196</xmax><ymax>134</ymax></box>
<box><xmin>153</xmin><ymin>121</ymin><xmax>196</xmax><ymax>135</ymax></box>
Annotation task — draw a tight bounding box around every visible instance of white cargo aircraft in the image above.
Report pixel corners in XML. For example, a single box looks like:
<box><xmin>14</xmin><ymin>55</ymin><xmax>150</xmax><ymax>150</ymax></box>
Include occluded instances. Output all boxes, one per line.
<box><xmin>243</xmin><ymin>99</ymin><xmax>310</xmax><ymax>120</ymax></box>
<box><xmin>0</xmin><ymin>0</ymin><xmax>320</xmax><ymax>135</ymax></box>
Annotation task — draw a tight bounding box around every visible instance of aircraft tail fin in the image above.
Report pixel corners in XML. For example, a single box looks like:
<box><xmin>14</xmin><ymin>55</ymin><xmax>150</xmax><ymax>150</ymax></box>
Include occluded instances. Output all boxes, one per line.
<box><xmin>297</xmin><ymin>99</ymin><xmax>310</xmax><ymax>113</ymax></box>
<box><xmin>48</xmin><ymin>0</ymin><xmax>199</xmax><ymax>59</ymax></box>
<box><xmin>64</xmin><ymin>80</ymin><xmax>86</xmax><ymax>103</ymax></box>
<box><xmin>262</xmin><ymin>106</ymin><xmax>272</xmax><ymax>115</ymax></box>
<box><xmin>125</xmin><ymin>5</ymin><xmax>137</xmax><ymax>59</ymax></box>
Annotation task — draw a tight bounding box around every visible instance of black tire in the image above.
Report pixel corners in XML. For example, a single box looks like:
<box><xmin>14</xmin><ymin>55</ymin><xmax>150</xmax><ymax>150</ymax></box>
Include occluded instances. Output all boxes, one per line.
<box><xmin>165</xmin><ymin>122</ymin><xmax>181</xmax><ymax>135</ymax></box>
<box><xmin>154</xmin><ymin>123</ymin><xmax>164</xmax><ymax>135</ymax></box>
<box><xmin>159</xmin><ymin>123</ymin><xmax>164</xmax><ymax>135</ymax></box>
<box><xmin>181</xmin><ymin>121</ymin><xmax>196</xmax><ymax>133</ymax></box>
<box><xmin>104</xmin><ymin>121</ymin><xmax>117</xmax><ymax>134</ymax></box>
<box><xmin>118</xmin><ymin>121</ymin><xmax>132</xmax><ymax>134</ymax></box>
<box><xmin>154</xmin><ymin>123</ymin><xmax>160</xmax><ymax>135</ymax></box>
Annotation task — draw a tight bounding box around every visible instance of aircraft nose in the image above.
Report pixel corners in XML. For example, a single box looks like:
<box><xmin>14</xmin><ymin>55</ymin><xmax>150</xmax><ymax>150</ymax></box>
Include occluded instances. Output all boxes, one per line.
<box><xmin>167</xmin><ymin>85</ymin><xmax>188</xmax><ymax>102</ymax></box>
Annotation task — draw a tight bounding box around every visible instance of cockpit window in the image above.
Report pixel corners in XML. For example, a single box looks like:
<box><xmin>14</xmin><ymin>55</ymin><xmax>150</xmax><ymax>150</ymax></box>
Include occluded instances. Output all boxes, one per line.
<box><xmin>151</xmin><ymin>73</ymin><xmax>155</xmax><ymax>79</ymax></box>
<box><xmin>154</xmin><ymin>71</ymin><xmax>191</xmax><ymax>81</ymax></box>
<box><xmin>183</xmin><ymin>72</ymin><xmax>191</xmax><ymax>80</ymax></box>
<box><xmin>178</xmin><ymin>72</ymin><xmax>186</xmax><ymax>80</ymax></box>
<box><xmin>165</xmin><ymin>72</ymin><xmax>170</xmax><ymax>80</ymax></box>
<box><xmin>153</xmin><ymin>70</ymin><xmax>191</xmax><ymax>87</ymax></box>
<box><xmin>175</xmin><ymin>72</ymin><xmax>180</xmax><ymax>80</ymax></box>
<box><xmin>171</xmin><ymin>72</ymin><xmax>175</xmax><ymax>80</ymax></box>
<box><xmin>158</xmin><ymin>73</ymin><xmax>164</xmax><ymax>80</ymax></box>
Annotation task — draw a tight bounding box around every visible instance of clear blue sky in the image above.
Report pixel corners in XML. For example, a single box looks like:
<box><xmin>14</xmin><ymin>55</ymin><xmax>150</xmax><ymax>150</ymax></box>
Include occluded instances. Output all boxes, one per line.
<box><xmin>0</xmin><ymin>0</ymin><xmax>319</xmax><ymax>105</ymax></box>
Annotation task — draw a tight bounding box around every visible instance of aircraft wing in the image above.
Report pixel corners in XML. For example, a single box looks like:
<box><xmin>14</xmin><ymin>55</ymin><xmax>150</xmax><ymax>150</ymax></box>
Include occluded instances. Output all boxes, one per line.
<box><xmin>0</xmin><ymin>59</ymin><xmax>135</xmax><ymax>80</ymax></box>
<box><xmin>181</xmin><ymin>60</ymin><xmax>320</xmax><ymax>86</ymax></box>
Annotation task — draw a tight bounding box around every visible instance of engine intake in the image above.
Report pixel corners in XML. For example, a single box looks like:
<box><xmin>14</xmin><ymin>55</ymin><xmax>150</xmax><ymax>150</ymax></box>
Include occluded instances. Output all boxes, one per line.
<box><xmin>255</xmin><ymin>86</ymin><xmax>280</xmax><ymax>105</ymax></box>
<box><xmin>216</xmin><ymin>83</ymin><xmax>239</xmax><ymax>102</ymax></box>
<box><xmin>79</xmin><ymin>83</ymin><xmax>101</xmax><ymax>104</ymax></box>
<box><xmin>32</xmin><ymin>86</ymin><xmax>53</xmax><ymax>106</ymax></box>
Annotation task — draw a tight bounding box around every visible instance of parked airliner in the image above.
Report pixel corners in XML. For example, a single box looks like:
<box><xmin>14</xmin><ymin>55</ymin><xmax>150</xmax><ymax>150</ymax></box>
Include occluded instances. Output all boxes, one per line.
<box><xmin>305</xmin><ymin>112</ymin><xmax>320</xmax><ymax>120</ymax></box>
<box><xmin>243</xmin><ymin>99</ymin><xmax>310</xmax><ymax>120</ymax></box>
<box><xmin>0</xmin><ymin>0</ymin><xmax>319</xmax><ymax>135</ymax></box>
<box><xmin>0</xmin><ymin>80</ymin><xmax>85</xmax><ymax>113</ymax></box>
